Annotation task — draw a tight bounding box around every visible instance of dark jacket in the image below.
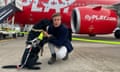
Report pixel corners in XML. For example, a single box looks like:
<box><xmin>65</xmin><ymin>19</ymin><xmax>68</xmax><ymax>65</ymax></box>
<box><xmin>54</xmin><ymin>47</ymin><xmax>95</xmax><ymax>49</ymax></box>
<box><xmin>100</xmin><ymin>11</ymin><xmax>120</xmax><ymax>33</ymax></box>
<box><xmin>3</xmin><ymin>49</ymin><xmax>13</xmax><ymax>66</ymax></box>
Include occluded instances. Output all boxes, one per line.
<box><xmin>48</xmin><ymin>24</ymin><xmax>73</xmax><ymax>53</ymax></box>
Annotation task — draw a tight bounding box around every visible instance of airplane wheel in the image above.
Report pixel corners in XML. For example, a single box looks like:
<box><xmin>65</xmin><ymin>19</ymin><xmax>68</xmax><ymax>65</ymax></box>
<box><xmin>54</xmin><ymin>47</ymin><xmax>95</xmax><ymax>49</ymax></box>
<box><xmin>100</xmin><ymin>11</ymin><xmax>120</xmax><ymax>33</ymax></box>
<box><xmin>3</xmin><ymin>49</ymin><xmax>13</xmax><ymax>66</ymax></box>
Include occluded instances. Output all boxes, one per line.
<box><xmin>114</xmin><ymin>30</ymin><xmax>120</xmax><ymax>39</ymax></box>
<box><xmin>89</xmin><ymin>34</ymin><xmax>96</xmax><ymax>37</ymax></box>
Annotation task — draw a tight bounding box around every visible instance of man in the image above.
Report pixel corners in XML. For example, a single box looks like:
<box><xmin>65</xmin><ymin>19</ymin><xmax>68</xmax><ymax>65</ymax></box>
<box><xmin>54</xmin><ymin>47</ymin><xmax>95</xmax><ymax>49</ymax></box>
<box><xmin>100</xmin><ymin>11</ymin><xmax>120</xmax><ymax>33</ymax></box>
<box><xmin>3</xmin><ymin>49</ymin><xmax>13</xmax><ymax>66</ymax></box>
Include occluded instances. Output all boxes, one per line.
<box><xmin>44</xmin><ymin>13</ymin><xmax>73</xmax><ymax>64</ymax></box>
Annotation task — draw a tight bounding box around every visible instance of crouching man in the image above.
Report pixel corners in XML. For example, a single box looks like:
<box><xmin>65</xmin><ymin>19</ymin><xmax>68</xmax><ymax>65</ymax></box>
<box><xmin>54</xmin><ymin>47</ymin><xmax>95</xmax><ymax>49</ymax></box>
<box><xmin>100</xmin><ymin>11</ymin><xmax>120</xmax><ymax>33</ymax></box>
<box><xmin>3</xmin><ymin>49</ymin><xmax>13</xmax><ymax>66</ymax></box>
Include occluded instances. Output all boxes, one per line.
<box><xmin>44</xmin><ymin>13</ymin><xmax>73</xmax><ymax>64</ymax></box>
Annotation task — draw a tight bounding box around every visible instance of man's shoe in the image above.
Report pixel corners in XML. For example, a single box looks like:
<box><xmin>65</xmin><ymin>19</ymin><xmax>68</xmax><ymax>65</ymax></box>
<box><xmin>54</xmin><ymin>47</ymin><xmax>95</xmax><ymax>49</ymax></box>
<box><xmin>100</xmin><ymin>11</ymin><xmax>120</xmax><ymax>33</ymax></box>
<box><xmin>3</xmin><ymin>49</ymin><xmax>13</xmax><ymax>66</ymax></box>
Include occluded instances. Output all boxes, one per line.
<box><xmin>62</xmin><ymin>53</ymin><xmax>69</xmax><ymax>60</ymax></box>
<box><xmin>48</xmin><ymin>56</ymin><xmax>56</xmax><ymax>64</ymax></box>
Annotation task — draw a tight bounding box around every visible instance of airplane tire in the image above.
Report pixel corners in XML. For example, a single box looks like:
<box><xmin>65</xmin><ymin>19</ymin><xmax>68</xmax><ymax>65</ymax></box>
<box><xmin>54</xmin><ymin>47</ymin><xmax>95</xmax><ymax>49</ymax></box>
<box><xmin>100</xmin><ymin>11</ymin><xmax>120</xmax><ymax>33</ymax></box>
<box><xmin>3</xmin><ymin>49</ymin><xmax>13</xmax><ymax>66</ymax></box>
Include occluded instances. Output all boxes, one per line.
<box><xmin>89</xmin><ymin>34</ymin><xmax>96</xmax><ymax>37</ymax></box>
<box><xmin>114</xmin><ymin>30</ymin><xmax>120</xmax><ymax>39</ymax></box>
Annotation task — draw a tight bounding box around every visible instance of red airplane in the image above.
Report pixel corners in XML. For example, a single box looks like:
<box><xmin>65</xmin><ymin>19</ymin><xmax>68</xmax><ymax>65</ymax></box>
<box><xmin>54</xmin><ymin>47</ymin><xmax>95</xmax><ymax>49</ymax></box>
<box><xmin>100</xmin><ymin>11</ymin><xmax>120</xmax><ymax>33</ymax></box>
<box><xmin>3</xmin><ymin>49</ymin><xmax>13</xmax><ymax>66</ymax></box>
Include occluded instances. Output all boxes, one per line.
<box><xmin>2</xmin><ymin>0</ymin><xmax>120</xmax><ymax>38</ymax></box>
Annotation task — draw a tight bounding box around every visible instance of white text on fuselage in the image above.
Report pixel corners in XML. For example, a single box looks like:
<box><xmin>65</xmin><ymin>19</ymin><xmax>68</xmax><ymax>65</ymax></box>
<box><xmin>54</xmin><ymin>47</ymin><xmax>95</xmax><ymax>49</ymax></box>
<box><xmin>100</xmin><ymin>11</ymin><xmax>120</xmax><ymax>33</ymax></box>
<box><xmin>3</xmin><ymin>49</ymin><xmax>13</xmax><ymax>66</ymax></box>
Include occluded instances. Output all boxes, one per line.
<box><xmin>23</xmin><ymin>0</ymin><xmax>76</xmax><ymax>13</ymax></box>
<box><xmin>85</xmin><ymin>14</ymin><xmax>117</xmax><ymax>21</ymax></box>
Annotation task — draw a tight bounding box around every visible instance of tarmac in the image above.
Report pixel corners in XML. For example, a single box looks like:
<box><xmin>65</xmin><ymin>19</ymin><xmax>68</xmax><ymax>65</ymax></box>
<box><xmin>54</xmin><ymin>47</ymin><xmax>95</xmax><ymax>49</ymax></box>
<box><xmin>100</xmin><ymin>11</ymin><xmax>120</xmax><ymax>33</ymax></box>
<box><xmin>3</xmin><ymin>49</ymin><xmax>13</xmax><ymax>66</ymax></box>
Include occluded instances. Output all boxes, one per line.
<box><xmin>0</xmin><ymin>34</ymin><xmax>120</xmax><ymax>72</ymax></box>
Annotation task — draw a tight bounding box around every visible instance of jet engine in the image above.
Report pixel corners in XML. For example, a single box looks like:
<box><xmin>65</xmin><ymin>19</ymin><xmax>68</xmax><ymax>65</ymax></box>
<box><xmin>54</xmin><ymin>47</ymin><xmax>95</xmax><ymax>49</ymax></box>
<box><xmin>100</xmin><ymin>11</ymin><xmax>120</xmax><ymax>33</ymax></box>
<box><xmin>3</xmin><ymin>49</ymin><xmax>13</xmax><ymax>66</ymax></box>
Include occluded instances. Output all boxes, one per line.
<box><xmin>71</xmin><ymin>6</ymin><xmax>118</xmax><ymax>37</ymax></box>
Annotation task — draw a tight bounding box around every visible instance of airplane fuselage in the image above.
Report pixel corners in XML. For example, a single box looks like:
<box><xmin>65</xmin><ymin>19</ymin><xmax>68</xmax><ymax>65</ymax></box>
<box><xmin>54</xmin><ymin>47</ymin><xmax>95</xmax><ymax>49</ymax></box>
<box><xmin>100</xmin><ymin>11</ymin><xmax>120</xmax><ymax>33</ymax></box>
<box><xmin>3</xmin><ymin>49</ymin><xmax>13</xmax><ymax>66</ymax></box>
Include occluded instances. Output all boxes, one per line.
<box><xmin>14</xmin><ymin>0</ymin><xmax>120</xmax><ymax>28</ymax></box>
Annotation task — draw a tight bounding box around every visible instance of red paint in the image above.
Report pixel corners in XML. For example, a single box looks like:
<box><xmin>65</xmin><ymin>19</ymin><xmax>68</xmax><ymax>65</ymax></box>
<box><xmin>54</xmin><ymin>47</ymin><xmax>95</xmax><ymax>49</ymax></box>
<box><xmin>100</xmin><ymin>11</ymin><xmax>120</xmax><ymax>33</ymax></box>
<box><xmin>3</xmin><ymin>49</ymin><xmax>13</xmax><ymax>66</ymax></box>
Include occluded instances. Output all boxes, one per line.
<box><xmin>6</xmin><ymin>0</ymin><xmax>120</xmax><ymax>34</ymax></box>
<box><xmin>73</xmin><ymin>7</ymin><xmax>118</xmax><ymax>34</ymax></box>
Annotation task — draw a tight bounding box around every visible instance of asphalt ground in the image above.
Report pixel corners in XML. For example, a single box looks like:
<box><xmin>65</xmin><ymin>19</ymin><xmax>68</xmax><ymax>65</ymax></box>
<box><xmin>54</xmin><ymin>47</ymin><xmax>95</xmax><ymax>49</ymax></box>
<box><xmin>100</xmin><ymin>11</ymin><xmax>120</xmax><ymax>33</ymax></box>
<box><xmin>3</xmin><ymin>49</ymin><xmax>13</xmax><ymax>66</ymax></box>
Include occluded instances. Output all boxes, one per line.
<box><xmin>0</xmin><ymin>34</ymin><xmax>120</xmax><ymax>72</ymax></box>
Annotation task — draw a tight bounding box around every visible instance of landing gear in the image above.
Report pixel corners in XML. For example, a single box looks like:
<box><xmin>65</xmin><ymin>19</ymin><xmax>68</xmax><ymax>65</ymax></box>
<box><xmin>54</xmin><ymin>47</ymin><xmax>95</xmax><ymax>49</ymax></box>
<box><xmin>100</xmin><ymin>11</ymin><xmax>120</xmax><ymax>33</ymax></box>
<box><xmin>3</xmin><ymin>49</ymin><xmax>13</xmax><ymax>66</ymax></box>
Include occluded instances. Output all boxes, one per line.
<box><xmin>114</xmin><ymin>30</ymin><xmax>120</xmax><ymax>39</ymax></box>
<box><xmin>89</xmin><ymin>34</ymin><xmax>96</xmax><ymax>37</ymax></box>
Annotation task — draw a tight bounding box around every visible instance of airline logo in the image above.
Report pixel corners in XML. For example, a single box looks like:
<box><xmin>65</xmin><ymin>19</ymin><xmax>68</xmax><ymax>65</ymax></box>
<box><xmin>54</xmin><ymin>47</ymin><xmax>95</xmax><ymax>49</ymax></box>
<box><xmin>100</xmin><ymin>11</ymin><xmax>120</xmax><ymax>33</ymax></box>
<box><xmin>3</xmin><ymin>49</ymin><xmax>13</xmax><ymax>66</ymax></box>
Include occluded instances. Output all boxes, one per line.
<box><xmin>23</xmin><ymin>0</ymin><xmax>76</xmax><ymax>13</ymax></box>
<box><xmin>85</xmin><ymin>14</ymin><xmax>117</xmax><ymax>21</ymax></box>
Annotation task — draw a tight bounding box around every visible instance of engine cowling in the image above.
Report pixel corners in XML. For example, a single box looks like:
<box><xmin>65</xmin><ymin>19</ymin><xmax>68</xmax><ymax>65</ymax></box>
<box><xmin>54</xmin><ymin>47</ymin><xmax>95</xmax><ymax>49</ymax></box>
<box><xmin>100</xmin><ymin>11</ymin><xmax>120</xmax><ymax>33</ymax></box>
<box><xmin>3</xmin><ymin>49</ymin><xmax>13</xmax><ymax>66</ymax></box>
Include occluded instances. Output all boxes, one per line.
<box><xmin>71</xmin><ymin>6</ymin><xmax>118</xmax><ymax>34</ymax></box>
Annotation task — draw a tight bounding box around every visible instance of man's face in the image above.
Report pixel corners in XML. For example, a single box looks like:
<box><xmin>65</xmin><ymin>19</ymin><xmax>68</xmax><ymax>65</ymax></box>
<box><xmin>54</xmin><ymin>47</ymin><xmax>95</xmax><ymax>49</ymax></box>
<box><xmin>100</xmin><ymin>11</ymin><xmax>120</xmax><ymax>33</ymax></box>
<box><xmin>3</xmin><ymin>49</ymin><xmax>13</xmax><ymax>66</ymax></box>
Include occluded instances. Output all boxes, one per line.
<box><xmin>53</xmin><ymin>16</ymin><xmax>61</xmax><ymax>28</ymax></box>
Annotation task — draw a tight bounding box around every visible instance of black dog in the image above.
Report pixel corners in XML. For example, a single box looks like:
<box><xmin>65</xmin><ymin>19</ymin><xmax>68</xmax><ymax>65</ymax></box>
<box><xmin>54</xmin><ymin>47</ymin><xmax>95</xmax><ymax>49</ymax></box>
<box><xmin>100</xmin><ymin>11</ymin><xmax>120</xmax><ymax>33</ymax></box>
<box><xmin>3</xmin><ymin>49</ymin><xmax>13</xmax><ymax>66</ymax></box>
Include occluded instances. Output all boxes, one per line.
<box><xmin>19</xmin><ymin>37</ymin><xmax>47</xmax><ymax>70</ymax></box>
<box><xmin>19</xmin><ymin>19</ymin><xmax>51</xmax><ymax>69</ymax></box>
<box><xmin>2</xmin><ymin>19</ymin><xmax>51</xmax><ymax>70</ymax></box>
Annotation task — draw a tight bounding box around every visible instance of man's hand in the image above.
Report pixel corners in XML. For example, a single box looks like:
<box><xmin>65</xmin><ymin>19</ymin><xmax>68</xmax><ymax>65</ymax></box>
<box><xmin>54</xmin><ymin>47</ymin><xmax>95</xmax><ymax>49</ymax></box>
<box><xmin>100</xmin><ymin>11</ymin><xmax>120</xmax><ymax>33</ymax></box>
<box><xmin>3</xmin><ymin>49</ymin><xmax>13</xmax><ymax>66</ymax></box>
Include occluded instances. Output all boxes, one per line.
<box><xmin>43</xmin><ymin>31</ymin><xmax>52</xmax><ymax>37</ymax></box>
